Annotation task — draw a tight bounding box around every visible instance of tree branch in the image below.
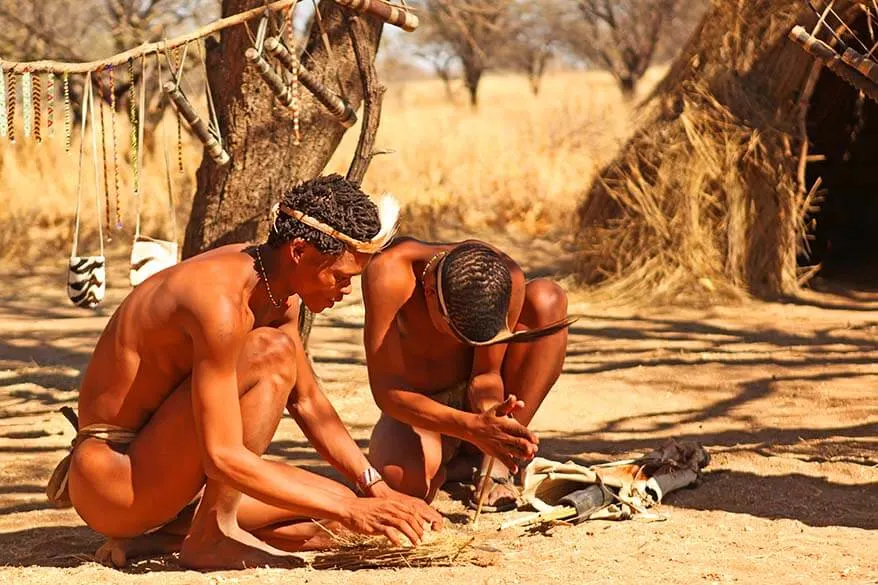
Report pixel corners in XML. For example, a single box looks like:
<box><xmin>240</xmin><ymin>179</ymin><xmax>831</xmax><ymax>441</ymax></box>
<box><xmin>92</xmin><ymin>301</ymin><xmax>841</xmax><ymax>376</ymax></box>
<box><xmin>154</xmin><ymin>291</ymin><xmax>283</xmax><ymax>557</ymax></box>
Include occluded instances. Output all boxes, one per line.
<box><xmin>346</xmin><ymin>14</ymin><xmax>385</xmax><ymax>184</ymax></box>
<box><xmin>0</xmin><ymin>0</ymin><xmax>297</xmax><ymax>73</ymax></box>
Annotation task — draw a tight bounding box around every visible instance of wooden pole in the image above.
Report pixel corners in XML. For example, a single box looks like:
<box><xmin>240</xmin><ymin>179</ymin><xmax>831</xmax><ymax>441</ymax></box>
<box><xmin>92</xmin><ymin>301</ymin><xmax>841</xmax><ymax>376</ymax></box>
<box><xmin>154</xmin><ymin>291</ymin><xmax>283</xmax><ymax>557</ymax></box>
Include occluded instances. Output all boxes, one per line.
<box><xmin>331</xmin><ymin>0</ymin><xmax>419</xmax><ymax>32</ymax></box>
<box><xmin>163</xmin><ymin>82</ymin><xmax>230</xmax><ymax>166</ymax></box>
<box><xmin>264</xmin><ymin>37</ymin><xmax>357</xmax><ymax>127</ymax></box>
<box><xmin>0</xmin><ymin>0</ymin><xmax>300</xmax><ymax>74</ymax></box>
<box><xmin>471</xmin><ymin>457</ymin><xmax>495</xmax><ymax>527</ymax></box>
<box><xmin>789</xmin><ymin>26</ymin><xmax>878</xmax><ymax>101</ymax></box>
<box><xmin>346</xmin><ymin>15</ymin><xmax>385</xmax><ymax>183</ymax></box>
<box><xmin>245</xmin><ymin>48</ymin><xmax>296</xmax><ymax>108</ymax></box>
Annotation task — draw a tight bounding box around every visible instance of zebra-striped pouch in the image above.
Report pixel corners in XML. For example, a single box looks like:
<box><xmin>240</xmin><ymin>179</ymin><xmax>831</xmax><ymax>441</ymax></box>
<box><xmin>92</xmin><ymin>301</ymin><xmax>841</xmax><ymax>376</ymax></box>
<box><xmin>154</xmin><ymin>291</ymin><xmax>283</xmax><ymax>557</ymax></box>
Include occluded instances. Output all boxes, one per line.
<box><xmin>129</xmin><ymin>236</ymin><xmax>178</xmax><ymax>287</ymax></box>
<box><xmin>67</xmin><ymin>255</ymin><xmax>106</xmax><ymax>308</ymax></box>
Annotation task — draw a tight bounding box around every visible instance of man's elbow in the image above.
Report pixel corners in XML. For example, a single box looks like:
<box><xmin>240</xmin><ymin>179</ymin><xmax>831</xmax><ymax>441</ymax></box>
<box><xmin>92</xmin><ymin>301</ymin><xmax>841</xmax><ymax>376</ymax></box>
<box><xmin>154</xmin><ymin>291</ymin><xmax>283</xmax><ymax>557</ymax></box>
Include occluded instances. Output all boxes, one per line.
<box><xmin>203</xmin><ymin>446</ymin><xmax>248</xmax><ymax>484</ymax></box>
<box><xmin>372</xmin><ymin>389</ymin><xmax>400</xmax><ymax>416</ymax></box>
<box><xmin>285</xmin><ymin>384</ymin><xmax>318</xmax><ymax>420</ymax></box>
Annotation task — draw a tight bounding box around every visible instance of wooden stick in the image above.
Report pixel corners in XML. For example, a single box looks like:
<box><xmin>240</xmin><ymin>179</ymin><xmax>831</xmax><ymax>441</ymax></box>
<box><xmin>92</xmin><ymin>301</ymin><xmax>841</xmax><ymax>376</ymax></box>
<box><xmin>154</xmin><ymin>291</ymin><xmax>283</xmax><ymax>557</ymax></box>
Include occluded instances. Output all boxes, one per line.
<box><xmin>246</xmin><ymin>47</ymin><xmax>295</xmax><ymax>108</ymax></box>
<box><xmin>346</xmin><ymin>15</ymin><xmax>385</xmax><ymax>183</ymax></box>
<box><xmin>471</xmin><ymin>457</ymin><xmax>495</xmax><ymax>527</ymax></box>
<box><xmin>331</xmin><ymin>0</ymin><xmax>419</xmax><ymax>32</ymax></box>
<box><xmin>499</xmin><ymin>506</ymin><xmax>577</xmax><ymax>531</ymax></box>
<box><xmin>789</xmin><ymin>26</ymin><xmax>878</xmax><ymax>101</ymax></box>
<box><xmin>163</xmin><ymin>82</ymin><xmax>230</xmax><ymax>166</ymax></box>
<box><xmin>840</xmin><ymin>47</ymin><xmax>878</xmax><ymax>83</ymax></box>
<box><xmin>0</xmin><ymin>0</ymin><xmax>300</xmax><ymax>74</ymax></box>
<box><xmin>264</xmin><ymin>37</ymin><xmax>357</xmax><ymax>127</ymax></box>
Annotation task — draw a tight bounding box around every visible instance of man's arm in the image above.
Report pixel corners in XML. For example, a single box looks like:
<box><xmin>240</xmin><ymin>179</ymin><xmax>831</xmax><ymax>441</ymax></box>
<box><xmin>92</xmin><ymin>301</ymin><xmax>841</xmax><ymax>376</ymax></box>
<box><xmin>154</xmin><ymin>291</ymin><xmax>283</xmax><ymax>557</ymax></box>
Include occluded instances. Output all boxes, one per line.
<box><xmin>362</xmin><ymin>258</ymin><xmax>537</xmax><ymax>471</ymax></box>
<box><xmin>363</xmin><ymin>258</ymin><xmax>474</xmax><ymax>439</ymax></box>
<box><xmin>274</xmin><ymin>298</ymin><xmax>443</xmax><ymax>526</ymax></box>
<box><xmin>275</xmin><ymin>299</ymin><xmax>379</xmax><ymax>492</ymax></box>
<box><xmin>184</xmin><ymin>295</ymin><xmax>440</xmax><ymax>543</ymax></box>
<box><xmin>184</xmin><ymin>298</ymin><xmax>356</xmax><ymax>518</ymax></box>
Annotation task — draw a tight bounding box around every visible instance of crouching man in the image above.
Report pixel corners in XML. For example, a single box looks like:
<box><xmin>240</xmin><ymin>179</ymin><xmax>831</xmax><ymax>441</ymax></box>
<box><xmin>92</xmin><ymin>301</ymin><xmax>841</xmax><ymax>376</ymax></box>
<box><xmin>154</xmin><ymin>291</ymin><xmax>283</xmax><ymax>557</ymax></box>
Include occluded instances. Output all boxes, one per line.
<box><xmin>48</xmin><ymin>175</ymin><xmax>442</xmax><ymax>570</ymax></box>
<box><xmin>363</xmin><ymin>238</ymin><xmax>573</xmax><ymax>512</ymax></box>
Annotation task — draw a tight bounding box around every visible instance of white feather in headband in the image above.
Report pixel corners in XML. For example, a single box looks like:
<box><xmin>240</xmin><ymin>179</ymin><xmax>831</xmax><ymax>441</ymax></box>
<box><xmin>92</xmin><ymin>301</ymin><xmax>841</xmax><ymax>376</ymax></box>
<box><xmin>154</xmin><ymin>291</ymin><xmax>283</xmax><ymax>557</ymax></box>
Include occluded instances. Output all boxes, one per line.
<box><xmin>275</xmin><ymin>193</ymin><xmax>401</xmax><ymax>254</ymax></box>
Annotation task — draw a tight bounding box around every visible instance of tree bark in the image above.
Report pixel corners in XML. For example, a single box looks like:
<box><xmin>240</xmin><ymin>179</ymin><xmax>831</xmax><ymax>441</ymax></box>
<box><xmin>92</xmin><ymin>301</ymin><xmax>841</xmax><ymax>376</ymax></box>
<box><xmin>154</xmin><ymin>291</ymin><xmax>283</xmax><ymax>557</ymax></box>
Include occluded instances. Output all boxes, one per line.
<box><xmin>464</xmin><ymin>63</ymin><xmax>482</xmax><ymax>107</ymax></box>
<box><xmin>182</xmin><ymin>0</ymin><xmax>383</xmax><ymax>258</ymax></box>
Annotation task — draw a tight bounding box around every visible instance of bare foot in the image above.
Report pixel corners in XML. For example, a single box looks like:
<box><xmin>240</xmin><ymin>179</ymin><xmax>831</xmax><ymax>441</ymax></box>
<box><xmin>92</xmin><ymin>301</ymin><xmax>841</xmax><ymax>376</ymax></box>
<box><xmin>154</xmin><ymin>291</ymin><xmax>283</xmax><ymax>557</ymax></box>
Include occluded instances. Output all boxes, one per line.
<box><xmin>180</xmin><ymin>524</ymin><xmax>301</xmax><ymax>570</ymax></box>
<box><xmin>468</xmin><ymin>476</ymin><xmax>519</xmax><ymax>513</ymax></box>
<box><xmin>95</xmin><ymin>530</ymin><xmax>183</xmax><ymax>568</ymax></box>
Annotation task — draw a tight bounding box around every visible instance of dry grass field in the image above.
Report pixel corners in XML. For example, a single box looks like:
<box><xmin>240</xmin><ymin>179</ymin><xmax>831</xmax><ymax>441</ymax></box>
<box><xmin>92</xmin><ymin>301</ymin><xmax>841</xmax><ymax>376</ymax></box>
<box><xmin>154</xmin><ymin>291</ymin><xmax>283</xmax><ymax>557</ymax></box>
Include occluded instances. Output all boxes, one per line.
<box><xmin>0</xmin><ymin>68</ymin><xmax>663</xmax><ymax>265</ymax></box>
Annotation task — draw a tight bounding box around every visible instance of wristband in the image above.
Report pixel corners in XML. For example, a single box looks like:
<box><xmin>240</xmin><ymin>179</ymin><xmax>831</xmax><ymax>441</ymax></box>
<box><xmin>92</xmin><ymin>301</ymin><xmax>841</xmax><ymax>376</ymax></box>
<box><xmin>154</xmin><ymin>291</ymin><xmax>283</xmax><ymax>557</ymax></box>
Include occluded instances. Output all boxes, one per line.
<box><xmin>357</xmin><ymin>466</ymin><xmax>383</xmax><ymax>493</ymax></box>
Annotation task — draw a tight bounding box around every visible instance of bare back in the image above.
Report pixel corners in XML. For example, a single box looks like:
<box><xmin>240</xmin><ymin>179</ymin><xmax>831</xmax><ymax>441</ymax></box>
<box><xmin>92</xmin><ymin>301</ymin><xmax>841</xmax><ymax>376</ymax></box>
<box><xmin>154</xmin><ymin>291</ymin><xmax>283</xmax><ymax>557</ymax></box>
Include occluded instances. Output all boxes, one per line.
<box><xmin>77</xmin><ymin>244</ymin><xmax>279</xmax><ymax>431</ymax></box>
<box><xmin>362</xmin><ymin>238</ymin><xmax>525</xmax><ymax>394</ymax></box>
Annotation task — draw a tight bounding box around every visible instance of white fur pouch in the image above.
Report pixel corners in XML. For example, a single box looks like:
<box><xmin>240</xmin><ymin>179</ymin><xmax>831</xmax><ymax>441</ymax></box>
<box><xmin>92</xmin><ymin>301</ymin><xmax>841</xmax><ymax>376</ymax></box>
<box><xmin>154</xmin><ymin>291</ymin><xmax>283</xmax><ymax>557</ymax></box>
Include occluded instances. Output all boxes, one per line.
<box><xmin>129</xmin><ymin>236</ymin><xmax>178</xmax><ymax>287</ymax></box>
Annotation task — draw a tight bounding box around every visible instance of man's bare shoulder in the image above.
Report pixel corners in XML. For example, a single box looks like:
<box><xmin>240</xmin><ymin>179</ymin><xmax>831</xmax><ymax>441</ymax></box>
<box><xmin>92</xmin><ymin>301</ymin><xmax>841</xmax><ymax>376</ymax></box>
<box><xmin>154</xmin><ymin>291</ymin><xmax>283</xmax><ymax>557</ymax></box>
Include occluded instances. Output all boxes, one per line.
<box><xmin>159</xmin><ymin>245</ymin><xmax>252</xmax><ymax>332</ymax></box>
<box><xmin>363</xmin><ymin>239</ymin><xmax>422</xmax><ymax>292</ymax></box>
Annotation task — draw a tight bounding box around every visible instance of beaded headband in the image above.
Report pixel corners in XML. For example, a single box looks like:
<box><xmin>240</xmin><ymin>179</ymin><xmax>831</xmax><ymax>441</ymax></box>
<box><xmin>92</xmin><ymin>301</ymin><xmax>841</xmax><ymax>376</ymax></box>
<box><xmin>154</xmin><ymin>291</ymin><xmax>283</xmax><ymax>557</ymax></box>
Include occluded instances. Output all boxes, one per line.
<box><xmin>271</xmin><ymin>193</ymin><xmax>400</xmax><ymax>254</ymax></box>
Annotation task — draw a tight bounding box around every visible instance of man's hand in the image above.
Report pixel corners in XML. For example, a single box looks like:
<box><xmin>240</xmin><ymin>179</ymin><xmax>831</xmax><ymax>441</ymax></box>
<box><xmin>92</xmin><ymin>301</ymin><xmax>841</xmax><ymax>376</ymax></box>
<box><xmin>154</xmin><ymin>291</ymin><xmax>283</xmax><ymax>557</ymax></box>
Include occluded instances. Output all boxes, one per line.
<box><xmin>340</xmin><ymin>495</ymin><xmax>444</xmax><ymax>547</ymax></box>
<box><xmin>466</xmin><ymin>395</ymin><xmax>538</xmax><ymax>473</ymax></box>
<box><xmin>368</xmin><ymin>480</ymin><xmax>445</xmax><ymax>529</ymax></box>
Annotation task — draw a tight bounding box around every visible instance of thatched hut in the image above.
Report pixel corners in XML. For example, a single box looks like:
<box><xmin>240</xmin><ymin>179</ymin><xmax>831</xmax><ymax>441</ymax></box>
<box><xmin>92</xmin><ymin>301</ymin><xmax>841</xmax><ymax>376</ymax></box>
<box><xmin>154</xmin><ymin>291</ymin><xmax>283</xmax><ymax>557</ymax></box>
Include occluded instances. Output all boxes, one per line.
<box><xmin>575</xmin><ymin>0</ymin><xmax>878</xmax><ymax>301</ymax></box>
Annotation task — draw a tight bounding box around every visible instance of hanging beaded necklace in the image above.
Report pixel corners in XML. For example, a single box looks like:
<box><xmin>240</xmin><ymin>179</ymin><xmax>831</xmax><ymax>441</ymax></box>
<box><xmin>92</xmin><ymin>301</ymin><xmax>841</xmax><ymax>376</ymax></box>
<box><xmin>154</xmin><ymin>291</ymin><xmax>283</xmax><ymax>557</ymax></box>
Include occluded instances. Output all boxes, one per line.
<box><xmin>255</xmin><ymin>246</ymin><xmax>283</xmax><ymax>309</ymax></box>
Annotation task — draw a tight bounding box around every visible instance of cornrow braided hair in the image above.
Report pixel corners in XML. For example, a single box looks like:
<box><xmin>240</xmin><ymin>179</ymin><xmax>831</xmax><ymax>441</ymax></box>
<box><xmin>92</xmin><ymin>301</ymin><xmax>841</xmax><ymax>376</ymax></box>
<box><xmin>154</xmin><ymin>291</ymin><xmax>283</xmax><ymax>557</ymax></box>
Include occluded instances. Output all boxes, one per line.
<box><xmin>267</xmin><ymin>174</ymin><xmax>380</xmax><ymax>255</ymax></box>
<box><xmin>441</xmin><ymin>243</ymin><xmax>512</xmax><ymax>343</ymax></box>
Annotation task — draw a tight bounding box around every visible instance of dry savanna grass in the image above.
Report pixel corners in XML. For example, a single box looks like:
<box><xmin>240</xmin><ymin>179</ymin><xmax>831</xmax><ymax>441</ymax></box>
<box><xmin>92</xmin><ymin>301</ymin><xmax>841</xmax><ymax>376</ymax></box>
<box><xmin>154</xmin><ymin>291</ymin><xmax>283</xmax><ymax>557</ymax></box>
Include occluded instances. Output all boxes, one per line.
<box><xmin>0</xmin><ymin>68</ymin><xmax>664</xmax><ymax>266</ymax></box>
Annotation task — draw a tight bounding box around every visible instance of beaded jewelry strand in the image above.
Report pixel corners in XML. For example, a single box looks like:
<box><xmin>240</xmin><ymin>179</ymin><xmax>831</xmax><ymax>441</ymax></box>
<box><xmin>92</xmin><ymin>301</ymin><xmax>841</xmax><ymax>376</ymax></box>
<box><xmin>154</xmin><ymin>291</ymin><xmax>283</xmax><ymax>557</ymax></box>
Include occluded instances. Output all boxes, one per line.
<box><xmin>47</xmin><ymin>74</ymin><xmax>55</xmax><ymax>138</ymax></box>
<box><xmin>173</xmin><ymin>46</ymin><xmax>183</xmax><ymax>173</ymax></box>
<box><xmin>109</xmin><ymin>65</ymin><xmax>122</xmax><ymax>229</ymax></box>
<box><xmin>22</xmin><ymin>71</ymin><xmax>32</xmax><ymax>139</ymax></box>
<box><xmin>33</xmin><ymin>73</ymin><xmax>42</xmax><ymax>143</ymax></box>
<box><xmin>129</xmin><ymin>59</ymin><xmax>139</xmax><ymax>199</ymax></box>
<box><xmin>287</xmin><ymin>9</ymin><xmax>301</xmax><ymax>146</ymax></box>
<box><xmin>7</xmin><ymin>71</ymin><xmax>15</xmax><ymax>143</ymax></box>
<box><xmin>0</xmin><ymin>67</ymin><xmax>7</xmax><ymax>139</ymax></box>
<box><xmin>63</xmin><ymin>73</ymin><xmax>71</xmax><ymax>152</ymax></box>
<box><xmin>97</xmin><ymin>72</ymin><xmax>112</xmax><ymax>237</ymax></box>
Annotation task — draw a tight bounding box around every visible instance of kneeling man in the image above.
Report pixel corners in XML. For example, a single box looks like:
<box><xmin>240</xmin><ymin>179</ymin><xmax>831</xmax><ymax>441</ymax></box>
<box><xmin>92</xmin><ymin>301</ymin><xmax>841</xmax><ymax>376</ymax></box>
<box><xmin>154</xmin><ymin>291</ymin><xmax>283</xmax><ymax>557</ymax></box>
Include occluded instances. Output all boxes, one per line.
<box><xmin>364</xmin><ymin>238</ymin><xmax>573</xmax><ymax>511</ymax></box>
<box><xmin>49</xmin><ymin>175</ymin><xmax>441</xmax><ymax>569</ymax></box>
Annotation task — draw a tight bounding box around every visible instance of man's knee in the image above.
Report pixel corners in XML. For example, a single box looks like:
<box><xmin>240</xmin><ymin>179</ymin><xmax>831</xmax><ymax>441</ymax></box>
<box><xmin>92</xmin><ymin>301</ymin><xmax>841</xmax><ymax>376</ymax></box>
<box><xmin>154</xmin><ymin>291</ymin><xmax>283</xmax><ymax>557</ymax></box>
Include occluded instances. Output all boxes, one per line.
<box><xmin>378</xmin><ymin>462</ymin><xmax>440</xmax><ymax>501</ymax></box>
<box><xmin>244</xmin><ymin>328</ymin><xmax>297</xmax><ymax>390</ymax></box>
<box><xmin>371</xmin><ymin>441</ymin><xmax>442</xmax><ymax>501</ymax></box>
<box><xmin>525</xmin><ymin>279</ymin><xmax>568</xmax><ymax>324</ymax></box>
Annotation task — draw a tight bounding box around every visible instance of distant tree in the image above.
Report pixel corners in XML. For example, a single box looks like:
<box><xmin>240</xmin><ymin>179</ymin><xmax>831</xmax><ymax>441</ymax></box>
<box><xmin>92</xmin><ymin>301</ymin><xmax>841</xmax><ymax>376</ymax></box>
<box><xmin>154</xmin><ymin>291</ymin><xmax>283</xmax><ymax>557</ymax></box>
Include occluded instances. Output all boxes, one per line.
<box><xmin>0</xmin><ymin>0</ymin><xmax>215</xmax><ymax>63</ymax></box>
<box><xmin>495</xmin><ymin>1</ymin><xmax>565</xmax><ymax>95</ymax></box>
<box><xmin>560</xmin><ymin>0</ymin><xmax>703</xmax><ymax>97</ymax></box>
<box><xmin>415</xmin><ymin>0</ymin><xmax>516</xmax><ymax>107</ymax></box>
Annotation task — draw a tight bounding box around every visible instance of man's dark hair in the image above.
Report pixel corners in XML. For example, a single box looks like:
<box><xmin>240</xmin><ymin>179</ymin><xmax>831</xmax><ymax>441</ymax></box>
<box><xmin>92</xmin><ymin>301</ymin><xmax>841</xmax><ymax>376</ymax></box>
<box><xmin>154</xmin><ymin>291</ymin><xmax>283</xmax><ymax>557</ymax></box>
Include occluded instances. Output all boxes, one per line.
<box><xmin>440</xmin><ymin>243</ymin><xmax>512</xmax><ymax>343</ymax></box>
<box><xmin>268</xmin><ymin>174</ymin><xmax>380</xmax><ymax>255</ymax></box>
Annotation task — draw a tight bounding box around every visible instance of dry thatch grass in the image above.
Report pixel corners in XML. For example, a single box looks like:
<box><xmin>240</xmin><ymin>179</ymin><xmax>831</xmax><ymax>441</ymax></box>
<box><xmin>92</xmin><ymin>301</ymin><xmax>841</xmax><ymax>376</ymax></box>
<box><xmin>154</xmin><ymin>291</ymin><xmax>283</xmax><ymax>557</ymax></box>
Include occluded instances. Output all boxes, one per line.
<box><xmin>576</xmin><ymin>82</ymin><xmax>790</xmax><ymax>304</ymax></box>
<box><xmin>0</xmin><ymin>68</ymin><xmax>663</xmax><ymax>266</ymax></box>
<box><xmin>307</xmin><ymin>528</ymin><xmax>482</xmax><ymax>571</ymax></box>
<box><xmin>574</xmin><ymin>0</ymin><xmax>852</xmax><ymax>302</ymax></box>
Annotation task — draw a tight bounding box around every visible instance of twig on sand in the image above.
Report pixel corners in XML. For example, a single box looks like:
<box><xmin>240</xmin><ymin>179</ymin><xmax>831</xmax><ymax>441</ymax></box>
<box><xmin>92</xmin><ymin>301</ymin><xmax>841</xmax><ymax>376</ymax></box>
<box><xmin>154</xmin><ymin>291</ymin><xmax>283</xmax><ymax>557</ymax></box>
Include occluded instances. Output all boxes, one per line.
<box><xmin>471</xmin><ymin>457</ymin><xmax>496</xmax><ymax>527</ymax></box>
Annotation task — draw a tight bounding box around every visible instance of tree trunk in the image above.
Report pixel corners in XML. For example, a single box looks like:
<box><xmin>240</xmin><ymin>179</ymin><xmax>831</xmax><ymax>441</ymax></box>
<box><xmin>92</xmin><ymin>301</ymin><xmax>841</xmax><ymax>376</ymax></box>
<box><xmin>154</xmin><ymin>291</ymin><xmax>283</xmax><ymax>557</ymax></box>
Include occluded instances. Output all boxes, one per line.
<box><xmin>182</xmin><ymin>1</ymin><xmax>383</xmax><ymax>258</ymax></box>
<box><xmin>463</xmin><ymin>63</ymin><xmax>482</xmax><ymax>107</ymax></box>
<box><xmin>616</xmin><ymin>74</ymin><xmax>636</xmax><ymax>98</ymax></box>
<box><xmin>528</xmin><ymin>52</ymin><xmax>549</xmax><ymax>96</ymax></box>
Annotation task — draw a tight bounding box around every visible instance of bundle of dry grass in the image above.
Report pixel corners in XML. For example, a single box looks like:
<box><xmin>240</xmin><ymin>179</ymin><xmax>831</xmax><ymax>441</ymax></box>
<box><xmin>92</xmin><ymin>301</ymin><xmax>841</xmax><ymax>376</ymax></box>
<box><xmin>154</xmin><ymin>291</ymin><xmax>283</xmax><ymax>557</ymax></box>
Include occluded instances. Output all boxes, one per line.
<box><xmin>575</xmin><ymin>0</ymin><xmax>869</xmax><ymax>302</ymax></box>
<box><xmin>307</xmin><ymin>528</ymin><xmax>484</xmax><ymax>571</ymax></box>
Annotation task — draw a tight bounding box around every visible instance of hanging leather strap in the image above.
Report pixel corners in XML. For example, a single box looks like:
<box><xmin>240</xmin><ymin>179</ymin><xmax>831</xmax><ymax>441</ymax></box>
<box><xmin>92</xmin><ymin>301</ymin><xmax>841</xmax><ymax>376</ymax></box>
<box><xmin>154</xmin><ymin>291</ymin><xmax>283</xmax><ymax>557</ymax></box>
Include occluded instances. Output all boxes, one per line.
<box><xmin>71</xmin><ymin>73</ymin><xmax>104</xmax><ymax>258</ymax></box>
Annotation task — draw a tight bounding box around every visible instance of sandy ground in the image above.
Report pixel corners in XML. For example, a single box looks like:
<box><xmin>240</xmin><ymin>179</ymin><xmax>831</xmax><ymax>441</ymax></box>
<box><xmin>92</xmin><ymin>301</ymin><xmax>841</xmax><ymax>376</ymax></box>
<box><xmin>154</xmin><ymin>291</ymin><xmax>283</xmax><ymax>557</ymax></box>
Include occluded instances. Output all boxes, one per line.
<box><xmin>0</xmin><ymin>239</ymin><xmax>876</xmax><ymax>584</ymax></box>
